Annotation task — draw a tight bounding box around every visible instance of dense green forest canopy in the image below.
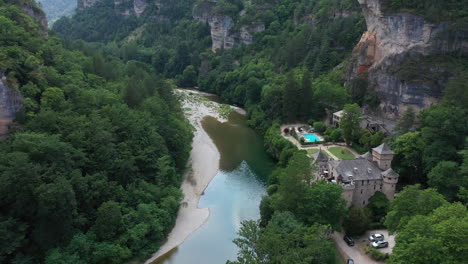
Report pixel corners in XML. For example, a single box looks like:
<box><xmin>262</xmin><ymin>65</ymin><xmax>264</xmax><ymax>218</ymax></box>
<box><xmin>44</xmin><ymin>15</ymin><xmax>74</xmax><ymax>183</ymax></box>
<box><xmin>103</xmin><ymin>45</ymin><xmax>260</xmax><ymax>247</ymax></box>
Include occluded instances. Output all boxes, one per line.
<box><xmin>2</xmin><ymin>0</ymin><xmax>468</xmax><ymax>263</ymax></box>
<box><xmin>0</xmin><ymin>0</ymin><xmax>193</xmax><ymax>263</ymax></box>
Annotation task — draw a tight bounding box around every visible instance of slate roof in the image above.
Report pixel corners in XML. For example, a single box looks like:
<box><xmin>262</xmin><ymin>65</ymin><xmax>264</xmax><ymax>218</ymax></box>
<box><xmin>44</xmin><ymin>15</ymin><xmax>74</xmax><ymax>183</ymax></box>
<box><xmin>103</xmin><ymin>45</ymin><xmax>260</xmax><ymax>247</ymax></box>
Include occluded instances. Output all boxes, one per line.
<box><xmin>372</xmin><ymin>143</ymin><xmax>394</xmax><ymax>155</ymax></box>
<box><xmin>329</xmin><ymin>159</ymin><xmax>383</xmax><ymax>181</ymax></box>
<box><xmin>358</xmin><ymin>151</ymin><xmax>373</xmax><ymax>162</ymax></box>
<box><xmin>382</xmin><ymin>168</ymin><xmax>399</xmax><ymax>178</ymax></box>
<box><xmin>315</xmin><ymin>150</ymin><xmax>329</xmax><ymax>162</ymax></box>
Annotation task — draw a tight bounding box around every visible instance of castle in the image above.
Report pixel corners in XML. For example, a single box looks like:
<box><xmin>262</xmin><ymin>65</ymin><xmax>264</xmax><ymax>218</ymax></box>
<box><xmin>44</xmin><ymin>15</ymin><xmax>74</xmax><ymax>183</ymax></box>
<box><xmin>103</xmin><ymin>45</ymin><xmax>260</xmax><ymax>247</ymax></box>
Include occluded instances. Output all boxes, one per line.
<box><xmin>315</xmin><ymin>143</ymin><xmax>399</xmax><ymax>207</ymax></box>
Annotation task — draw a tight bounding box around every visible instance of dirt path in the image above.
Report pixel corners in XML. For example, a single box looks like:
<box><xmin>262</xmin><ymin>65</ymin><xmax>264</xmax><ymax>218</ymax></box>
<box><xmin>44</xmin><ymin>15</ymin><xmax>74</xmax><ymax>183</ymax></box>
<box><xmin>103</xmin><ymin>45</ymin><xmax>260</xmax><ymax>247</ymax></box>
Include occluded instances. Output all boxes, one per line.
<box><xmin>332</xmin><ymin>232</ymin><xmax>381</xmax><ymax>264</ymax></box>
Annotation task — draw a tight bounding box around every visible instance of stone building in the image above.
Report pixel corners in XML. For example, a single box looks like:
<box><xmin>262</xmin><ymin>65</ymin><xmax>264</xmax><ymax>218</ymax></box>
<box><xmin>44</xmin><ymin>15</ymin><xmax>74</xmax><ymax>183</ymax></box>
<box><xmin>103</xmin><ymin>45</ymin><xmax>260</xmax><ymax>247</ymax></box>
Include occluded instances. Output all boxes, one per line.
<box><xmin>315</xmin><ymin>143</ymin><xmax>399</xmax><ymax>207</ymax></box>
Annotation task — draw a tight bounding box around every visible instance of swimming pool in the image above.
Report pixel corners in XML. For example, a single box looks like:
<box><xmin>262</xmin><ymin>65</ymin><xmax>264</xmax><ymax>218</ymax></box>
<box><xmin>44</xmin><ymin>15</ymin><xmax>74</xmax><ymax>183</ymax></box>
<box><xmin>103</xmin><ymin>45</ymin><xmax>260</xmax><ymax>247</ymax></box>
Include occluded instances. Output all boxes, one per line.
<box><xmin>303</xmin><ymin>133</ymin><xmax>321</xmax><ymax>142</ymax></box>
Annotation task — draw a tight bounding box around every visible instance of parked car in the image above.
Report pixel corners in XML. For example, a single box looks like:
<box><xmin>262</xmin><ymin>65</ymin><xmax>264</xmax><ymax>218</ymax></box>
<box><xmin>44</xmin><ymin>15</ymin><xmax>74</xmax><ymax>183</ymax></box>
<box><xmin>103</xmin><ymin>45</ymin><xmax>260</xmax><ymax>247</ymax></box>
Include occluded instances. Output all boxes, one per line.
<box><xmin>346</xmin><ymin>259</ymin><xmax>355</xmax><ymax>264</ymax></box>
<box><xmin>369</xmin><ymin>233</ymin><xmax>385</xmax><ymax>242</ymax></box>
<box><xmin>343</xmin><ymin>235</ymin><xmax>355</xmax><ymax>246</ymax></box>
<box><xmin>371</xmin><ymin>240</ymin><xmax>389</xmax><ymax>248</ymax></box>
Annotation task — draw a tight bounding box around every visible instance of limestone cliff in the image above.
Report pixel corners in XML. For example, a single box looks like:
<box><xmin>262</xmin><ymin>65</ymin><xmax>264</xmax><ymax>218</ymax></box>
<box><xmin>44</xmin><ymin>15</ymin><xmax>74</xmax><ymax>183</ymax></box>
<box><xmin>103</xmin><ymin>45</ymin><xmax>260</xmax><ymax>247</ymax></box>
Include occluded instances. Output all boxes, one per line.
<box><xmin>193</xmin><ymin>1</ymin><xmax>265</xmax><ymax>52</ymax></box>
<box><xmin>19</xmin><ymin>0</ymin><xmax>48</xmax><ymax>35</ymax></box>
<box><xmin>77</xmin><ymin>0</ymin><xmax>103</xmax><ymax>9</ymax></box>
<box><xmin>78</xmin><ymin>0</ymin><xmax>151</xmax><ymax>17</ymax></box>
<box><xmin>347</xmin><ymin>0</ymin><xmax>468</xmax><ymax>119</ymax></box>
<box><xmin>0</xmin><ymin>72</ymin><xmax>23</xmax><ymax>139</ymax></box>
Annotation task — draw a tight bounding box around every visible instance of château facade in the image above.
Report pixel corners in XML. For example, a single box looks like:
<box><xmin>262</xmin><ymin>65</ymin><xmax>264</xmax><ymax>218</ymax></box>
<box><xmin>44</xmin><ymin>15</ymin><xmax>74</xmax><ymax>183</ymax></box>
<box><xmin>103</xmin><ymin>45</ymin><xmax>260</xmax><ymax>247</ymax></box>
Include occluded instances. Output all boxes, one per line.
<box><xmin>315</xmin><ymin>143</ymin><xmax>399</xmax><ymax>207</ymax></box>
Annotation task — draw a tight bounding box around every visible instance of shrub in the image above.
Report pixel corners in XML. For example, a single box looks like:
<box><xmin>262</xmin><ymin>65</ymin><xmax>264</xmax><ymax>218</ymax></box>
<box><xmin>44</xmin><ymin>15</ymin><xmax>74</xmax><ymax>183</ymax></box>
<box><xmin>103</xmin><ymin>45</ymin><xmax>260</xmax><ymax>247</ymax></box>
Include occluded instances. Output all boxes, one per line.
<box><xmin>313</xmin><ymin>121</ymin><xmax>326</xmax><ymax>133</ymax></box>
<box><xmin>343</xmin><ymin>206</ymin><xmax>370</xmax><ymax>236</ymax></box>
<box><xmin>365</xmin><ymin>247</ymin><xmax>390</xmax><ymax>261</ymax></box>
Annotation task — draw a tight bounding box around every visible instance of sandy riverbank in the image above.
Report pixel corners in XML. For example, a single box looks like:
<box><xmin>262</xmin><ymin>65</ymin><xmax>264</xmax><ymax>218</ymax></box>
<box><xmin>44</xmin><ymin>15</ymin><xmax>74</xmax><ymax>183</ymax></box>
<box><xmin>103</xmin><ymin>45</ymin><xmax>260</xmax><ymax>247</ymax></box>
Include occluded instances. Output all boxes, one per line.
<box><xmin>144</xmin><ymin>89</ymin><xmax>233</xmax><ymax>264</ymax></box>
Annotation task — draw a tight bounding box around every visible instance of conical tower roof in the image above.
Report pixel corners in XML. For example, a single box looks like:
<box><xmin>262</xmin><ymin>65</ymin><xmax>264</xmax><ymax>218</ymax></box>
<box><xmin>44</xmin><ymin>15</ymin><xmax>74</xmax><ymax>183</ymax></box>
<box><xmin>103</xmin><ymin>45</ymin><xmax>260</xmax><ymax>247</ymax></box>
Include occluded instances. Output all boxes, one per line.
<box><xmin>372</xmin><ymin>143</ymin><xmax>394</xmax><ymax>155</ymax></box>
<box><xmin>382</xmin><ymin>168</ymin><xmax>399</xmax><ymax>178</ymax></box>
<box><xmin>315</xmin><ymin>150</ymin><xmax>329</xmax><ymax>162</ymax></box>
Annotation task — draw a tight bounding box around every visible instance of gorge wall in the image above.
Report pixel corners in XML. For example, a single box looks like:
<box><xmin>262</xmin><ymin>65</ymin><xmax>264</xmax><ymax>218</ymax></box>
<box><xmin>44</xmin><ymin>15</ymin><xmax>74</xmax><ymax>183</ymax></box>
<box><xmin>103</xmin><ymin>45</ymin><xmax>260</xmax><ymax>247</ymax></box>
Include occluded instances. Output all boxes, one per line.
<box><xmin>78</xmin><ymin>0</ymin><xmax>152</xmax><ymax>17</ymax></box>
<box><xmin>192</xmin><ymin>0</ymin><xmax>264</xmax><ymax>52</ymax></box>
<box><xmin>347</xmin><ymin>0</ymin><xmax>468</xmax><ymax>120</ymax></box>
<box><xmin>0</xmin><ymin>72</ymin><xmax>23</xmax><ymax>139</ymax></box>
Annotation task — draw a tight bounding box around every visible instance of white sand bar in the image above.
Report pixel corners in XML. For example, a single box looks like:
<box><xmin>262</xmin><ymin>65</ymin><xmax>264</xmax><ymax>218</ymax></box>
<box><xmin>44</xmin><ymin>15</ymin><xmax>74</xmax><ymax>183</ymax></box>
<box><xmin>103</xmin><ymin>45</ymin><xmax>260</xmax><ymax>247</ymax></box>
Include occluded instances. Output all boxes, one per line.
<box><xmin>144</xmin><ymin>89</ymin><xmax>231</xmax><ymax>264</ymax></box>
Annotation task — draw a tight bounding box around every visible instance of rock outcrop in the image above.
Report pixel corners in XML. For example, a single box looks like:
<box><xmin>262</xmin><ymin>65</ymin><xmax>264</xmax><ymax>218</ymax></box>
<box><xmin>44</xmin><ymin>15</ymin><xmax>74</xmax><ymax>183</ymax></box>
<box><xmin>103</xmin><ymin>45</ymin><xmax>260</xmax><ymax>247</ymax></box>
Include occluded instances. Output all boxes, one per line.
<box><xmin>77</xmin><ymin>0</ymin><xmax>104</xmax><ymax>9</ymax></box>
<box><xmin>193</xmin><ymin>1</ymin><xmax>265</xmax><ymax>52</ymax></box>
<box><xmin>19</xmin><ymin>1</ymin><xmax>48</xmax><ymax>35</ymax></box>
<box><xmin>0</xmin><ymin>72</ymin><xmax>23</xmax><ymax>139</ymax></box>
<box><xmin>78</xmin><ymin>0</ymin><xmax>150</xmax><ymax>17</ymax></box>
<box><xmin>347</xmin><ymin>0</ymin><xmax>468</xmax><ymax>119</ymax></box>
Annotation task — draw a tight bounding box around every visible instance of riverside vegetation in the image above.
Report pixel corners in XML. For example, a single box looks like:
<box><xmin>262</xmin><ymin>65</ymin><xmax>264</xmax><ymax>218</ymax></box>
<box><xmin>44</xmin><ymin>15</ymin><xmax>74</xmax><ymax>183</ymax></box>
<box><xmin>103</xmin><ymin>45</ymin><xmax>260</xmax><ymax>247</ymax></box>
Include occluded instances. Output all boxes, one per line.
<box><xmin>0</xmin><ymin>0</ymin><xmax>192</xmax><ymax>263</ymax></box>
<box><xmin>2</xmin><ymin>0</ymin><xmax>468</xmax><ymax>263</ymax></box>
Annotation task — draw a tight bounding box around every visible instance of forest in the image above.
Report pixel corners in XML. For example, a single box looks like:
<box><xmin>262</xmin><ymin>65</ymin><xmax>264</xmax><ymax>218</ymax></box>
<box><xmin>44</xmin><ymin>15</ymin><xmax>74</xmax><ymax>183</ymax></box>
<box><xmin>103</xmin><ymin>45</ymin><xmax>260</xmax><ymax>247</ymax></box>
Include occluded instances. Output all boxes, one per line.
<box><xmin>0</xmin><ymin>0</ymin><xmax>192</xmax><ymax>263</ymax></box>
<box><xmin>2</xmin><ymin>0</ymin><xmax>468</xmax><ymax>263</ymax></box>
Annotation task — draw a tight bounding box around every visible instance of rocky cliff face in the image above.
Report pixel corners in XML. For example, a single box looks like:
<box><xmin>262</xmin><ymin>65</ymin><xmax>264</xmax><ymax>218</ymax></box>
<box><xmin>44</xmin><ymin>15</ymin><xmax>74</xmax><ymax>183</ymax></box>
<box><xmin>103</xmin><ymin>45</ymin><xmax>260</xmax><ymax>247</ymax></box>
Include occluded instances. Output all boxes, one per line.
<box><xmin>347</xmin><ymin>0</ymin><xmax>468</xmax><ymax>119</ymax></box>
<box><xmin>193</xmin><ymin>1</ymin><xmax>265</xmax><ymax>52</ymax></box>
<box><xmin>78</xmin><ymin>0</ymin><xmax>151</xmax><ymax>17</ymax></box>
<box><xmin>77</xmin><ymin>0</ymin><xmax>103</xmax><ymax>9</ymax></box>
<box><xmin>0</xmin><ymin>72</ymin><xmax>23</xmax><ymax>139</ymax></box>
<box><xmin>19</xmin><ymin>1</ymin><xmax>48</xmax><ymax>35</ymax></box>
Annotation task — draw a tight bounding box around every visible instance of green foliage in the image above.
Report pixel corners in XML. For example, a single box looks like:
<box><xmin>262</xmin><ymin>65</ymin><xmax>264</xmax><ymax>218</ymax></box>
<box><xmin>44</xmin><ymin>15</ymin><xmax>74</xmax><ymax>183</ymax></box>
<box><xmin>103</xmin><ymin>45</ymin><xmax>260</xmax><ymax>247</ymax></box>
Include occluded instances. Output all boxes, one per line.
<box><xmin>394</xmin><ymin>107</ymin><xmax>416</xmax><ymax>134</ymax></box>
<box><xmin>419</xmin><ymin>105</ymin><xmax>467</xmax><ymax>173</ymax></box>
<box><xmin>340</xmin><ymin>103</ymin><xmax>361</xmax><ymax>145</ymax></box>
<box><xmin>367</xmin><ymin>191</ymin><xmax>389</xmax><ymax>223</ymax></box>
<box><xmin>365</xmin><ymin>246</ymin><xmax>389</xmax><ymax>261</ymax></box>
<box><xmin>385</xmin><ymin>185</ymin><xmax>448</xmax><ymax>233</ymax></box>
<box><xmin>0</xmin><ymin>2</ymin><xmax>192</xmax><ymax>262</ymax></box>
<box><xmin>229</xmin><ymin>212</ymin><xmax>336</xmax><ymax>264</ymax></box>
<box><xmin>343</xmin><ymin>206</ymin><xmax>370</xmax><ymax>236</ymax></box>
<box><xmin>428</xmin><ymin>161</ymin><xmax>463</xmax><ymax>202</ymax></box>
<box><xmin>313</xmin><ymin>121</ymin><xmax>325</xmax><ymax>133</ymax></box>
<box><xmin>389</xmin><ymin>203</ymin><xmax>468</xmax><ymax>264</ymax></box>
<box><xmin>382</xmin><ymin>0</ymin><xmax>468</xmax><ymax>23</ymax></box>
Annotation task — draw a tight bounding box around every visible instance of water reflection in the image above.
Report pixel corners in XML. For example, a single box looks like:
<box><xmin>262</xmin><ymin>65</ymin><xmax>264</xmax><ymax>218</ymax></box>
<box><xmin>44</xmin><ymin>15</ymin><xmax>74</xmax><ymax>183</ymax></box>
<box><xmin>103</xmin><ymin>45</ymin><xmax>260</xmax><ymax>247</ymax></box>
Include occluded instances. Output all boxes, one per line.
<box><xmin>153</xmin><ymin>110</ymin><xmax>274</xmax><ymax>264</ymax></box>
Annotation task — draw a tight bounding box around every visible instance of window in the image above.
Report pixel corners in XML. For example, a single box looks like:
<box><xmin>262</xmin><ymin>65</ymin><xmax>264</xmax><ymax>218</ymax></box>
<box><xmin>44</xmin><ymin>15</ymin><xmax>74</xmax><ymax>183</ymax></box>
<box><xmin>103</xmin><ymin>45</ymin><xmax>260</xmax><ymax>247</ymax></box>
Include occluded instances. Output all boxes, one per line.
<box><xmin>363</xmin><ymin>200</ymin><xmax>365</xmax><ymax>205</ymax></box>
<box><xmin>374</xmin><ymin>185</ymin><xmax>376</xmax><ymax>190</ymax></box>
<box><xmin>380</xmin><ymin>184</ymin><xmax>383</xmax><ymax>189</ymax></box>
<box><xmin>361</xmin><ymin>189</ymin><xmax>363</xmax><ymax>194</ymax></box>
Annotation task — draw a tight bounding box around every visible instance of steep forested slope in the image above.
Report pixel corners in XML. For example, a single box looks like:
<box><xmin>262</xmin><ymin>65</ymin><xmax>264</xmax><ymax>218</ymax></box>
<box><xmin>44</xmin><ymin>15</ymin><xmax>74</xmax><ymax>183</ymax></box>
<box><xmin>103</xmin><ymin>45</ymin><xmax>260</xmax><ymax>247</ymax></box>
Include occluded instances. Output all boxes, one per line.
<box><xmin>0</xmin><ymin>0</ymin><xmax>192</xmax><ymax>263</ymax></box>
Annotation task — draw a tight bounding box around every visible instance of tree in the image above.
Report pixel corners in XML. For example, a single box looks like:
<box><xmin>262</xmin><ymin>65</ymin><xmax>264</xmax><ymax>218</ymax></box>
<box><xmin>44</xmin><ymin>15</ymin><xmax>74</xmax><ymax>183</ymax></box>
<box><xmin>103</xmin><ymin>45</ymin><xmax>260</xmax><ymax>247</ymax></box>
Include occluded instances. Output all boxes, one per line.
<box><xmin>385</xmin><ymin>185</ymin><xmax>448</xmax><ymax>233</ymax></box>
<box><xmin>299</xmin><ymin>69</ymin><xmax>313</xmax><ymax>120</ymax></box>
<box><xmin>389</xmin><ymin>203</ymin><xmax>468</xmax><ymax>264</ymax></box>
<box><xmin>367</xmin><ymin>191</ymin><xmax>389</xmax><ymax>222</ymax></box>
<box><xmin>343</xmin><ymin>206</ymin><xmax>370</xmax><ymax>236</ymax></box>
<box><xmin>282</xmin><ymin>72</ymin><xmax>300</xmax><ymax>122</ymax></box>
<box><xmin>229</xmin><ymin>212</ymin><xmax>336</xmax><ymax>264</ymax></box>
<box><xmin>299</xmin><ymin>182</ymin><xmax>347</xmax><ymax>229</ymax></box>
<box><xmin>178</xmin><ymin>65</ymin><xmax>197</xmax><ymax>87</ymax></box>
<box><xmin>392</xmin><ymin>132</ymin><xmax>425</xmax><ymax>183</ymax></box>
<box><xmin>428</xmin><ymin>161</ymin><xmax>461</xmax><ymax>201</ymax></box>
<box><xmin>229</xmin><ymin>220</ymin><xmax>266</xmax><ymax>264</ymax></box>
<box><xmin>395</xmin><ymin>107</ymin><xmax>416</xmax><ymax>134</ymax></box>
<box><xmin>313</xmin><ymin>121</ymin><xmax>325</xmax><ymax>133</ymax></box>
<box><xmin>341</xmin><ymin>103</ymin><xmax>361</xmax><ymax>146</ymax></box>
<box><xmin>92</xmin><ymin>201</ymin><xmax>123</xmax><ymax>241</ymax></box>
<box><xmin>41</xmin><ymin>87</ymin><xmax>65</xmax><ymax>110</ymax></box>
<box><xmin>274</xmin><ymin>151</ymin><xmax>312</xmax><ymax>213</ymax></box>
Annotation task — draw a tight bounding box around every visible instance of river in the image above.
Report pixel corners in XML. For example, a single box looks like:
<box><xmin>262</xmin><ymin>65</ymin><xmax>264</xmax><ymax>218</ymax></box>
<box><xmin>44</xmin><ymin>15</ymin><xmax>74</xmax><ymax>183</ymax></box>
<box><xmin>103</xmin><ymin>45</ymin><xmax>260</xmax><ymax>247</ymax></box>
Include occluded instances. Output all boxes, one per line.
<box><xmin>153</xmin><ymin>108</ymin><xmax>275</xmax><ymax>264</ymax></box>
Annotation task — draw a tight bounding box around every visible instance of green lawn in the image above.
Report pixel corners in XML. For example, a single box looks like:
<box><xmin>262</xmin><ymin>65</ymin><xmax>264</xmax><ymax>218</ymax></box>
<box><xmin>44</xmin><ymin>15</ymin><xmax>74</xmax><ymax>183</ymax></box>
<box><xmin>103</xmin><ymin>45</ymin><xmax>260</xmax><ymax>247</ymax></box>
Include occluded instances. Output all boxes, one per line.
<box><xmin>306</xmin><ymin>148</ymin><xmax>320</xmax><ymax>154</ymax></box>
<box><xmin>328</xmin><ymin>147</ymin><xmax>355</xmax><ymax>160</ymax></box>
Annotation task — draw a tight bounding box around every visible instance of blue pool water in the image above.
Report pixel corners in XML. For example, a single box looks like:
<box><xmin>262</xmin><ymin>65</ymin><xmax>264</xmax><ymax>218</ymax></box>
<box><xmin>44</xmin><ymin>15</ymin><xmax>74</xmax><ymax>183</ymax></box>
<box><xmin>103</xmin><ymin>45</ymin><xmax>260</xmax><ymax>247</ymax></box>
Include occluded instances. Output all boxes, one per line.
<box><xmin>303</xmin><ymin>133</ymin><xmax>320</xmax><ymax>142</ymax></box>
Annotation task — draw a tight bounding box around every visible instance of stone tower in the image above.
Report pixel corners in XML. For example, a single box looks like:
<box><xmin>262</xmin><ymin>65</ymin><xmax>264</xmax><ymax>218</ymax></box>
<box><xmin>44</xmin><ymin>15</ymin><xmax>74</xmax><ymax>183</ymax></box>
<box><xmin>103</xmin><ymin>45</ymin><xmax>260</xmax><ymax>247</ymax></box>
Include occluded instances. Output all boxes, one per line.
<box><xmin>381</xmin><ymin>168</ymin><xmax>399</xmax><ymax>199</ymax></box>
<box><xmin>372</xmin><ymin>143</ymin><xmax>394</xmax><ymax>171</ymax></box>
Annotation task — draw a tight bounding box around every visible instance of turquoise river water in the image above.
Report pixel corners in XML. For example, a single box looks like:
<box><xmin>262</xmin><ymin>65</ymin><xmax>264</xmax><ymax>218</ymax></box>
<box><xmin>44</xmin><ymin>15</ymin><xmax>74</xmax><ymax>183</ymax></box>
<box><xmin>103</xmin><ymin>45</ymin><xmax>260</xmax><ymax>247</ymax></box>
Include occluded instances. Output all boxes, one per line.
<box><xmin>154</xmin><ymin>109</ymin><xmax>275</xmax><ymax>264</ymax></box>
